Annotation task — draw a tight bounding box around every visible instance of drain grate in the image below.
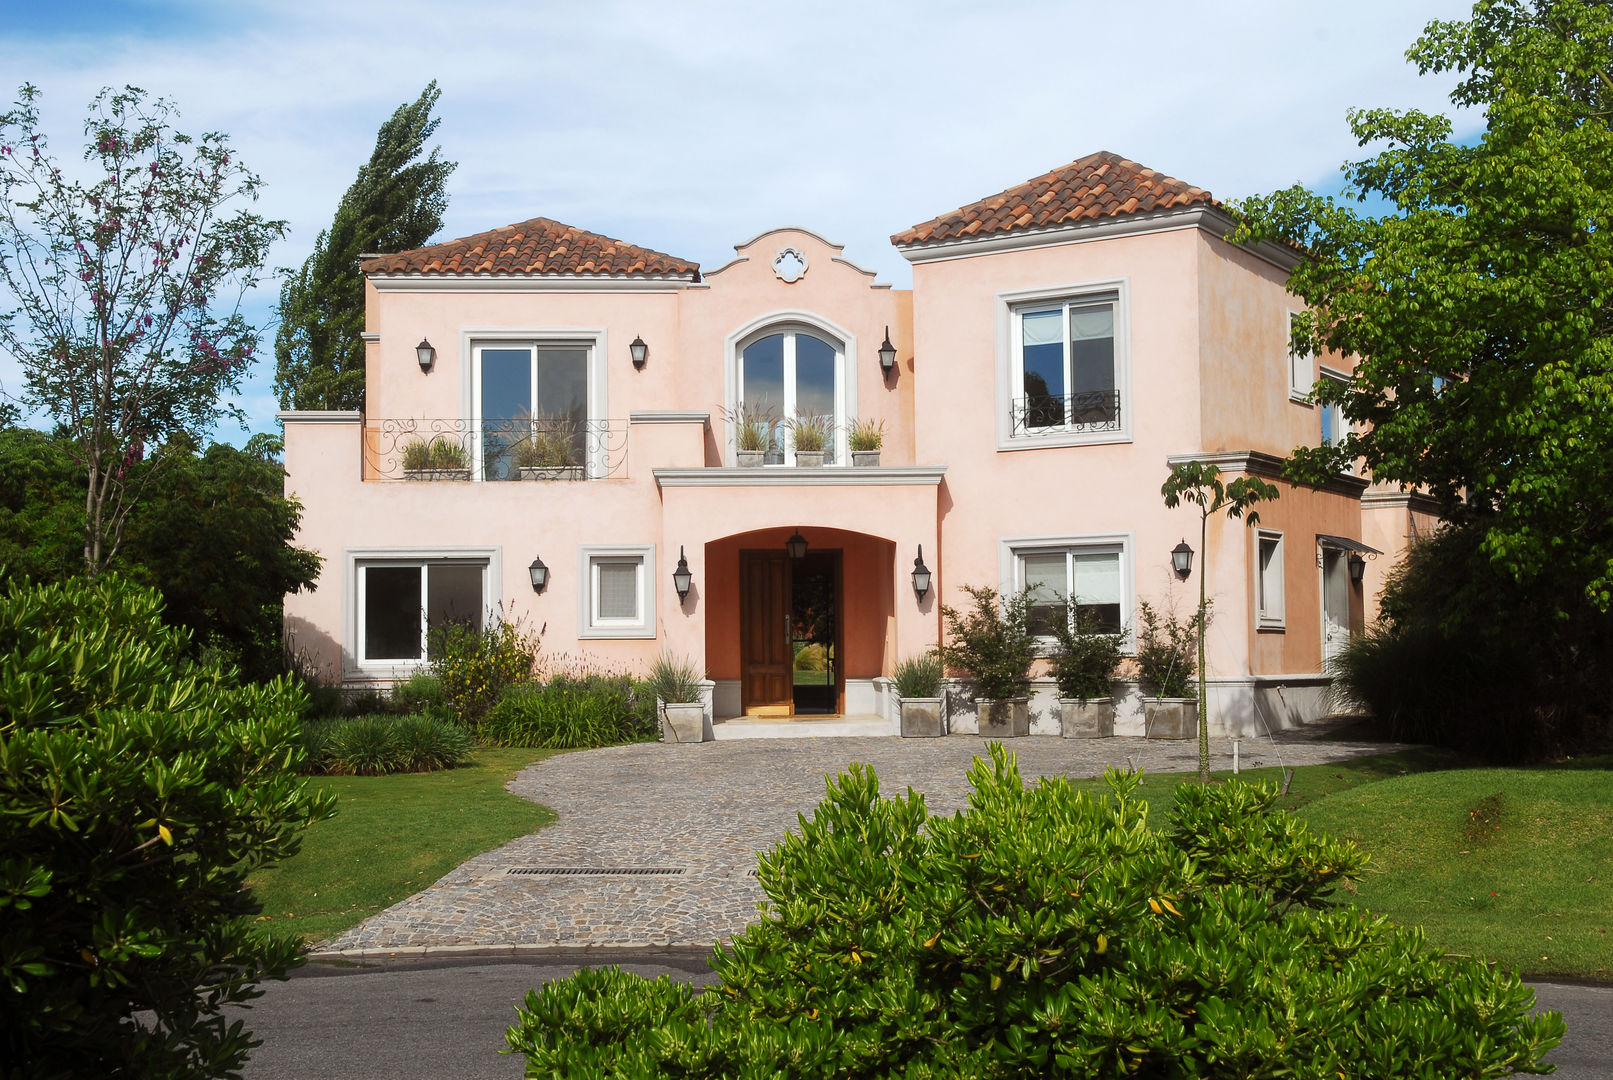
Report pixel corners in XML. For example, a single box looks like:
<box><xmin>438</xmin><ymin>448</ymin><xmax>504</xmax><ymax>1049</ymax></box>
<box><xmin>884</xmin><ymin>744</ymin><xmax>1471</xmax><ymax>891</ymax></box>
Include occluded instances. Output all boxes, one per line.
<box><xmin>505</xmin><ymin>866</ymin><xmax>685</xmax><ymax>877</ymax></box>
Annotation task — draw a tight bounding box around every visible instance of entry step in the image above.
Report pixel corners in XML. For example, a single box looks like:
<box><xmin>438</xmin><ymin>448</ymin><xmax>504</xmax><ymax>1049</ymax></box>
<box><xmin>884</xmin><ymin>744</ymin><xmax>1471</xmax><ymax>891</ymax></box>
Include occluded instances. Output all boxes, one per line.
<box><xmin>712</xmin><ymin>714</ymin><xmax>892</xmax><ymax>740</ymax></box>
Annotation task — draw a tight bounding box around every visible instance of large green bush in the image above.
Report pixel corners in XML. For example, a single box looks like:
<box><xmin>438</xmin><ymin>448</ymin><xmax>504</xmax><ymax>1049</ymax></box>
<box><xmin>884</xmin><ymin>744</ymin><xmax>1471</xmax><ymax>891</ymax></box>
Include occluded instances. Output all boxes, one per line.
<box><xmin>508</xmin><ymin>747</ymin><xmax>1562</xmax><ymax>1078</ymax></box>
<box><xmin>0</xmin><ymin>575</ymin><xmax>335</xmax><ymax>1078</ymax></box>
<box><xmin>481</xmin><ymin>674</ymin><xmax>657</xmax><ymax>749</ymax></box>
<box><xmin>427</xmin><ymin>617</ymin><xmax>539</xmax><ymax>726</ymax></box>
<box><xmin>939</xmin><ymin>585</ymin><xmax>1036</xmax><ymax>701</ymax></box>
<box><xmin>299</xmin><ymin>713</ymin><xmax>472</xmax><ymax>775</ymax></box>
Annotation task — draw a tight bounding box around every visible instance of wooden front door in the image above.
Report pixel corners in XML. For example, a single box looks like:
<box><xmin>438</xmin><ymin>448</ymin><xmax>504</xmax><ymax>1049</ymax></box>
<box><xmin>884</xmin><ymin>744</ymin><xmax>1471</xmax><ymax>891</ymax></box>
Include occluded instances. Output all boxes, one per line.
<box><xmin>740</xmin><ymin>551</ymin><xmax>792</xmax><ymax>715</ymax></box>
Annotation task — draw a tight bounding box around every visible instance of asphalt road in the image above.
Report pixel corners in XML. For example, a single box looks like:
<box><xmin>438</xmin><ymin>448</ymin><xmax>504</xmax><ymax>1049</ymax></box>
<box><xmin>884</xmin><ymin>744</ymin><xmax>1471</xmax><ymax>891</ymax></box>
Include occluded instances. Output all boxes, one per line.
<box><xmin>235</xmin><ymin>951</ymin><xmax>1610</xmax><ymax>1079</ymax></box>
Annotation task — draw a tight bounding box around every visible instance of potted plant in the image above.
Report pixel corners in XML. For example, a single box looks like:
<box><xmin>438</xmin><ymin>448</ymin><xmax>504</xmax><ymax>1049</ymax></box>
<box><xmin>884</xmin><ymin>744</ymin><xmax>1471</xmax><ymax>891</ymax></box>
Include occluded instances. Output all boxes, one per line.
<box><xmin>514</xmin><ymin>413</ymin><xmax>584</xmax><ymax>480</ymax></box>
<box><xmin>725</xmin><ymin>402</ymin><xmax>775</xmax><ymax>467</ymax></box>
<box><xmin>1048</xmin><ymin>602</ymin><xmax>1127</xmax><ymax>738</ymax></box>
<box><xmin>400</xmin><ymin>436</ymin><xmax>471</xmax><ymax>480</ymax></box>
<box><xmin>848</xmin><ymin>417</ymin><xmax>884</xmax><ymax>467</ymax></box>
<box><xmin>1135</xmin><ymin>600</ymin><xmax>1201</xmax><ymax>740</ymax></box>
<box><xmin>892</xmin><ymin>651</ymin><xmax>944</xmax><ymax>737</ymax></box>
<box><xmin>940</xmin><ymin>585</ymin><xmax>1036</xmax><ymax>738</ymax></box>
<box><xmin>645</xmin><ymin>653</ymin><xmax>707</xmax><ymax>743</ymax></box>
<box><xmin>789</xmin><ymin>412</ymin><xmax>832</xmax><ymax>467</ymax></box>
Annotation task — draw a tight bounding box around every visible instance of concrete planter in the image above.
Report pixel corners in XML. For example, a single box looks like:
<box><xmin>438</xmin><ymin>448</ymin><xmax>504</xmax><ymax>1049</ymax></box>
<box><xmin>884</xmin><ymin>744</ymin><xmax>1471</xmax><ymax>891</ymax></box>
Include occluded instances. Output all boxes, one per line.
<box><xmin>736</xmin><ymin>450</ymin><xmax>765</xmax><ymax>467</ymax></box>
<box><xmin>793</xmin><ymin>450</ymin><xmax>827</xmax><ymax>468</ymax></box>
<box><xmin>1144</xmin><ymin>698</ymin><xmax>1198</xmax><ymax>740</ymax></box>
<box><xmin>976</xmin><ymin>697</ymin><xmax>1030</xmax><ymax>738</ymax></box>
<box><xmin>899</xmin><ymin>696</ymin><xmax>945</xmax><ymax>738</ymax></box>
<box><xmin>660</xmin><ymin>702</ymin><xmax>708</xmax><ymax>743</ymax></box>
<box><xmin>1060</xmin><ymin>697</ymin><xmax>1115</xmax><ymax>738</ymax></box>
<box><xmin>851</xmin><ymin>450</ymin><xmax>881</xmax><ymax>467</ymax></box>
<box><xmin>518</xmin><ymin>465</ymin><xmax>584</xmax><ymax>481</ymax></box>
<box><xmin>403</xmin><ymin>467</ymin><xmax>471</xmax><ymax>482</ymax></box>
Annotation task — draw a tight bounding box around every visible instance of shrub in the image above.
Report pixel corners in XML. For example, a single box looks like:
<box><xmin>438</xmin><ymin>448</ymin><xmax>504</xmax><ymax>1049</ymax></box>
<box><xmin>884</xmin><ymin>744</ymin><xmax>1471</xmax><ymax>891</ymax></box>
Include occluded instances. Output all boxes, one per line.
<box><xmin>891</xmin><ymin>651</ymin><xmax>942</xmax><ymax>699</ymax></box>
<box><xmin>508</xmin><ymin>746</ymin><xmax>1564</xmax><ymax>1078</ymax></box>
<box><xmin>793</xmin><ymin>642</ymin><xmax>828</xmax><ymax>672</ymax></box>
<box><xmin>427</xmin><ymin>617</ymin><xmax>539</xmax><ymax>726</ymax></box>
<box><xmin>390</xmin><ymin>671</ymin><xmax>453</xmax><ymax>722</ymax></box>
<box><xmin>644</xmin><ymin>653</ymin><xmax>703</xmax><ymax>705</ymax></box>
<box><xmin>1135</xmin><ymin>599</ymin><xmax>1200</xmax><ymax>699</ymax></box>
<box><xmin>302</xmin><ymin>714</ymin><xmax>472</xmax><ymax>775</ymax></box>
<box><xmin>481</xmin><ymin>674</ymin><xmax>657</xmax><ymax>749</ymax></box>
<box><xmin>1049</xmin><ymin>603</ymin><xmax>1127</xmax><ymax>703</ymax></box>
<box><xmin>0</xmin><ymin>575</ymin><xmax>334</xmax><ymax>1078</ymax></box>
<box><xmin>939</xmin><ymin>584</ymin><xmax>1036</xmax><ymax>701</ymax></box>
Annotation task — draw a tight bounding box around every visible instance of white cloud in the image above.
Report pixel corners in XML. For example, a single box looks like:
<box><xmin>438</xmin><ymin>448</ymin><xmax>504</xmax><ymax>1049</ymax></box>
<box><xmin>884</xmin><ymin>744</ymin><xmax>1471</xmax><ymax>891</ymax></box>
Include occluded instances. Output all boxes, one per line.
<box><xmin>1</xmin><ymin>0</ymin><xmax>1475</xmax><ymax>440</ymax></box>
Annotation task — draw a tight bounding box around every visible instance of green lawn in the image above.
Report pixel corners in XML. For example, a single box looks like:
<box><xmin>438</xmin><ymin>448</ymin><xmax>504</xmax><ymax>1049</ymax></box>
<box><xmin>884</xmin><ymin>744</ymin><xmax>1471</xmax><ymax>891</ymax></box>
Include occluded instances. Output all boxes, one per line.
<box><xmin>1296</xmin><ymin>758</ymin><xmax>1613</xmax><ymax>980</ymax></box>
<box><xmin>248</xmin><ymin>747</ymin><xmax>558</xmax><ymax>947</ymax></box>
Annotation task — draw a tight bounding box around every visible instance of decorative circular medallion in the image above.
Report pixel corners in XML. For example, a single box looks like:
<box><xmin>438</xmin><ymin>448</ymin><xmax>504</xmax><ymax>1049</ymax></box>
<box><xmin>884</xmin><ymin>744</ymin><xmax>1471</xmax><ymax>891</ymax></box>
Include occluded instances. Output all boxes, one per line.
<box><xmin>772</xmin><ymin>246</ymin><xmax>808</xmax><ymax>283</ymax></box>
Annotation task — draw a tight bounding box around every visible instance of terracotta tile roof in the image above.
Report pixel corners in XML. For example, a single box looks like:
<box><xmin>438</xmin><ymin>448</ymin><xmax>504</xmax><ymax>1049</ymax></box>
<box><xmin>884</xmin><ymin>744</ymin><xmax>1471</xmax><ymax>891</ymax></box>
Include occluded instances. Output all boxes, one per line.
<box><xmin>361</xmin><ymin>217</ymin><xmax>701</xmax><ymax>279</ymax></box>
<box><xmin>892</xmin><ymin>151</ymin><xmax>1217</xmax><ymax>248</ymax></box>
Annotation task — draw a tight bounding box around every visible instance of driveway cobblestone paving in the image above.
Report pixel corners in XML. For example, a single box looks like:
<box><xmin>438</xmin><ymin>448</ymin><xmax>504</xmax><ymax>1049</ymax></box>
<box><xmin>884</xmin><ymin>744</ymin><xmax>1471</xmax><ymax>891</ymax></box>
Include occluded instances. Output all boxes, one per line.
<box><xmin>320</xmin><ymin>732</ymin><xmax>1407</xmax><ymax>955</ymax></box>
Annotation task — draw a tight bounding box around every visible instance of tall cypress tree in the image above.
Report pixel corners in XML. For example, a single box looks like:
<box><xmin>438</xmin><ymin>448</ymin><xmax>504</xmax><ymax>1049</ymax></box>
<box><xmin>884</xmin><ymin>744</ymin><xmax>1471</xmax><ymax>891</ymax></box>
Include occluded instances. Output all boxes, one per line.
<box><xmin>275</xmin><ymin>82</ymin><xmax>455</xmax><ymax>411</ymax></box>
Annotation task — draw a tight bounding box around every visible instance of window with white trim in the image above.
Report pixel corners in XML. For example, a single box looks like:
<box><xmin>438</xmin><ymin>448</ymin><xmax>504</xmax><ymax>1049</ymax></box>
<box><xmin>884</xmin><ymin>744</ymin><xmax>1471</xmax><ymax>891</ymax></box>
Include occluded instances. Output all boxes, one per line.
<box><xmin>1288</xmin><ymin>311</ymin><xmax>1314</xmax><ymax>399</ymax></box>
<box><xmin>1319</xmin><ymin>370</ymin><xmax>1350</xmax><ymax>471</ymax></box>
<box><xmin>1012</xmin><ymin>540</ymin><xmax>1128</xmax><ymax>639</ymax></box>
<box><xmin>474</xmin><ymin>341</ymin><xmax>591</xmax><ymax>480</ymax></box>
<box><xmin>357</xmin><ymin>559</ymin><xmax>487</xmax><ymax>664</ymax></box>
<box><xmin>1256</xmin><ymin>530</ymin><xmax>1285</xmax><ymax>630</ymax></box>
<box><xmin>1011</xmin><ymin>293</ymin><xmax>1120</xmax><ymax>436</ymax></box>
<box><xmin>578</xmin><ymin>545</ymin><xmax>656</xmax><ymax>638</ymax></box>
<box><xmin>736</xmin><ymin>326</ymin><xmax>845</xmax><ymax>465</ymax></box>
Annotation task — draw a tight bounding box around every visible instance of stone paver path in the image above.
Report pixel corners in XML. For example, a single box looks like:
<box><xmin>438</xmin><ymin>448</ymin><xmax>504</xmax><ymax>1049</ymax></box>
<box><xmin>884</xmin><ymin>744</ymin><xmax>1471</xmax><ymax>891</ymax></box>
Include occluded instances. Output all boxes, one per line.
<box><xmin>321</xmin><ymin>731</ymin><xmax>1404</xmax><ymax>955</ymax></box>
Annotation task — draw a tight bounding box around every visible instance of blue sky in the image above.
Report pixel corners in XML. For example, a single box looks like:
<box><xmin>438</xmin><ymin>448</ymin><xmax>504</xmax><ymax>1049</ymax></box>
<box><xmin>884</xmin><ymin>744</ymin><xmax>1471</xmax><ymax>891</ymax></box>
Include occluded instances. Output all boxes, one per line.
<box><xmin>0</xmin><ymin>0</ymin><xmax>1475</xmax><ymax>445</ymax></box>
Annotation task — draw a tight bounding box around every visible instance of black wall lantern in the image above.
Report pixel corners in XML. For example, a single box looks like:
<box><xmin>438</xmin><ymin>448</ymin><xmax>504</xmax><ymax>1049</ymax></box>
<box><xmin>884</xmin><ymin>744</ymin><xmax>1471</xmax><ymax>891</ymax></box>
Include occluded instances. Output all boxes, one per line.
<box><xmin>528</xmin><ymin>555</ymin><xmax>549</xmax><ymax>593</ymax></box>
<box><xmin>416</xmin><ymin>338</ymin><xmax>436</xmax><ymax>372</ymax></box>
<box><xmin>672</xmin><ymin>546</ymin><xmax>693</xmax><ymax>602</ymax></box>
<box><xmin>878</xmin><ymin>326</ymin><xmax>897</xmax><ymax>379</ymax></box>
<box><xmin>785</xmin><ymin>529</ymin><xmax>809</xmax><ymax>560</ymax></box>
<box><xmin>911</xmin><ymin>545</ymin><xmax>932</xmax><ymax>601</ymax></box>
<box><xmin>1348</xmin><ymin>552</ymin><xmax>1366</xmax><ymax>583</ymax></box>
<box><xmin>629</xmin><ymin>334</ymin><xmax>648</xmax><ymax>370</ymax></box>
<box><xmin>1171</xmin><ymin>539</ymin><xmax>1194</xmax><ymax>580</ymax></box>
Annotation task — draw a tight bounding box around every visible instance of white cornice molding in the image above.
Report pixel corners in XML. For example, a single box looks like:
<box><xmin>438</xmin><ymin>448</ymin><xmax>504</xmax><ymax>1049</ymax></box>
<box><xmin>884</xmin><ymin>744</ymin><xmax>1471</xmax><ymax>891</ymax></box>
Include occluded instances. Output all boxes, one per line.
<box><xmin>897</xmin><ymin>206</ymin><xmax>1301</xmax><ymax>274</ymax></box>
<box><xmin>278</xmin><ymin>410</ymin><xmax>361</xmax><ymax>424</ymax></box>
<box><xmin>367</xmin><ymin>274</ymin><xmax>696</xmax><ymax>293</ymax></box>
<box><xmin>629</xmin><ymin>411</ymin><xmax>711</xmax><ymax>425</ymax></box>
<box><xmin>1165</xmin><ymin>449</ymin><xmax>1369</xmax><ymax>498</ymax></box>
<box><xmin>654</xmin><ymin>466</ymin><xmax>946</xmax><ymax>488</ymax></box>
<box><xmin>735</xmin><ymin>226</ymin><xmax>844</xmax><ymax>252</ymax></box>
<box><xmin>359</xmin><ymin>332</ymin><xmax>380</xmax><ymax>343</ymax></box>
<box><xmin>1361</xmin><ymin>488</ymin><xmax>1443</xmax><ymax>515</ymax></box>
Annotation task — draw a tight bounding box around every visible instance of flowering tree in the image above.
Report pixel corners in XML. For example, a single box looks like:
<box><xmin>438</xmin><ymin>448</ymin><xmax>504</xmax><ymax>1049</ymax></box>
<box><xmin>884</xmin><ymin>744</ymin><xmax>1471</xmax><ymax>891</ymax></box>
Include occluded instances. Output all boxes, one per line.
<box><xmin>0</xmin><ymin>84</ymin><xmax>286</xmax><ymax>575</ymax></box>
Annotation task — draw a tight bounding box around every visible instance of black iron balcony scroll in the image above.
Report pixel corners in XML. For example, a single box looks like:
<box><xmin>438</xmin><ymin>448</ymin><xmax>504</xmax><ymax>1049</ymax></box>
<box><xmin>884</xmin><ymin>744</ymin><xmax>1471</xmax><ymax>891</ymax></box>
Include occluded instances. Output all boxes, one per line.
<box><xmin>1009</xmin><ymin>389</ymin><xmax>1122</xmax><ymax>437</ymax></box>
<box><xmin>365</xmin><ymin>417</ymin><xmax>628</xmax><ymax>481</ymax></box>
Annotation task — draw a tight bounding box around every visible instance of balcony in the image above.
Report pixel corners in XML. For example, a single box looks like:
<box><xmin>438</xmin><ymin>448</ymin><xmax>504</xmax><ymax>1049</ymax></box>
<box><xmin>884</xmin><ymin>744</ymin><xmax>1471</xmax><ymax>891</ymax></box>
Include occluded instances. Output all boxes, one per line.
<box><xmin>362</xmin><ymin>417</ymin><xmax>628</xmax><ymax>481</ymax></box>
<box><xmin>1009</xmin><ymin>389</ymin><xmax>1123</xmax><ymax>438</ymax></box>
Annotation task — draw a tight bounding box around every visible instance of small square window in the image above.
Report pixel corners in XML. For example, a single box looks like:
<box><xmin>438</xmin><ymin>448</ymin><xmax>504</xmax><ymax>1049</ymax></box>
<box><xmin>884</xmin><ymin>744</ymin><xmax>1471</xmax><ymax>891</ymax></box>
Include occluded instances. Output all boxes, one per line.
<box><xmin>1256</xmin><ymin>531</ymin><xmax>1285</xmax><ymax>630</ymax></box>
<box><xmin>578</xmin><ymin>545</ymin><xmax>657</xmax><ymax>638</ymax></box>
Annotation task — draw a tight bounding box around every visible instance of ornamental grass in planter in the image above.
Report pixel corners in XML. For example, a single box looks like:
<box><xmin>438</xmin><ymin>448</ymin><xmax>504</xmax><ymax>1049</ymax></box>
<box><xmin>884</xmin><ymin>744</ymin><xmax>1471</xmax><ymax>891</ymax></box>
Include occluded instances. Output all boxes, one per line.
<box><xmin>1137</xmin><ymin>599</ymin><xmax>1201</xmax><ymax>740</ymax></box>
<box><xmin>1049</xmin><ymin>602</ymin><xmax>1127</xmax><ymax>739</ymax></box>
<box><xmin>513</xmin><ymin>414</ymin><xmax>583</xmax><ymax>480</ymax></box>
<box><xmin>848</xmin><ymin>417</ymin><xmax>884</xmax><ymax>467</ymax></box>
<box><xmin>400</xmin><ymin>436</ymin><xmax>471</xmax><ymax>480</ymax></box>
<box><xmin>725</xmin><ymin>402</ymin><xmax>776</xmax><ymax>466</ymax></box>
<box><xmin>892</xmin><ymin>651</ymin><xmax>944</xmax><ymax>737</ymax></box>
<box><xmin>789</xmin><ymin>411</ymin><xmax>832</xmax><ymax>467</ymax></box>
<box><xmin>646</xmin><ymin>653</ymin><xmax>707</xmax><ymax>743</ymax></box>
<box><xmin>940</xmin><ymin>585</ymin><xmax>1036</xmax><ymax>738</ymax></box>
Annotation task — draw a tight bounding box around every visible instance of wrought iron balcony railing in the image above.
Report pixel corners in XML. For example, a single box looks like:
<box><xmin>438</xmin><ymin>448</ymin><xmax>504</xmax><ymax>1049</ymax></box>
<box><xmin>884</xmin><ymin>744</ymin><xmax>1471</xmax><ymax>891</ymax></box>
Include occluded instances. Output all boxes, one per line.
<box><xmin>1009</xmin><ymin>389</ymin><xmax>1122</xmax><ymax>437</ymax></box>
<box><xmin>364</xmin><ymin>418</ymin><xmax>628</xmax><ymax>481</ymax></box>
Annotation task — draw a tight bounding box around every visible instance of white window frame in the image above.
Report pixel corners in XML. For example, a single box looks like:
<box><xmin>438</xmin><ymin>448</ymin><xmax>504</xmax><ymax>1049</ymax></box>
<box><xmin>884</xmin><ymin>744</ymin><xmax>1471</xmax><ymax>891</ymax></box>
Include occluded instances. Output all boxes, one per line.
<box><xmin>1255</xmin><ymin>529</ymin><xmax>1285</xmax><ymax>631</ymax></box>
<box><xmin>723</xmin><ymin>312</ymin><xmax>856</xmax><ymax>467</ymax></box>
<box><xmin>343</xmin><ymin>546</ymin><xmax>500</xmax><ymax>678</ymax></box>
<box><xmin>998</xmin><ymin>532</ymin><xmax>1135</xmax><ymax>654</ymax></box>
<box><xmin>995</xmin><ymin>279</ymin><xmax>1132</xmax><ymax>450</ymax></box>
<box><xmin>1289</xmin><ymin>310</ymin><xmax>1315</xmax><ymax>401</ymax></box>
<box><xmin>577</xmin><ymin>544</ymin><xmax>657</xmax><ymax>639</ymax></box>
<box><xmin>462</xmin><ymin>329</ymin><xmax>608</xmax><ymax>480</ymax></box>
<box><xmin>1318</xmin><ymin>367</ymin><xmax>1351</xmax><ymax>472</ymax></box>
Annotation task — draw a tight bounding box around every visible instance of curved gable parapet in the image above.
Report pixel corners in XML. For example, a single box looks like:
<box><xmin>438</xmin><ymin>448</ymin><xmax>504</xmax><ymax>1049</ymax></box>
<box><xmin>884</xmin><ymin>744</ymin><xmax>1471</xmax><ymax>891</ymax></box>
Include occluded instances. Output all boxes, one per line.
<box><xmin>733</xmin><ymin>225</ymin><xmax>845</xmax><ymax>254</ymax></box>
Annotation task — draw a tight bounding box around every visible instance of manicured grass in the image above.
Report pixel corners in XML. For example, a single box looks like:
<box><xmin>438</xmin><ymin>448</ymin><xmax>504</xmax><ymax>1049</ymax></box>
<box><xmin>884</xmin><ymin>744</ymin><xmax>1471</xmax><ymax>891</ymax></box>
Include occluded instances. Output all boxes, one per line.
<box><xmin>248</xmin><ymin>747</ymin><xmax>558</xmax><ymax>947</ymax></box>
<box><xmin>1296</xmin><ymin>758</ymin><xmax>1613</xmax><ymax>981</ymax></box>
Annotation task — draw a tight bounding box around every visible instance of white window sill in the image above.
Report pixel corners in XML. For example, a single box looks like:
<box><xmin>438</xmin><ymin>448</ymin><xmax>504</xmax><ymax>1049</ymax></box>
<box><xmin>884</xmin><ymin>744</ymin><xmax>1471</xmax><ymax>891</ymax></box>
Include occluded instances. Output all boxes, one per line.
<box><xmin>997</xmin><ymin>431</ymin><xmax>1132</xmax><ymax>453</ymax></box>
<box><xmin>578</xmin><ymin>624</ymin><xmax>655</xmax><ymax>640</ymax></box>
<box><xmin>1256</xmin><ymin>618</ymin><xmax>1286</xmax><ymax>632</ymax></box>
<box><xmin>1289</xmin><ymin>392</ymin><xmax>1314</xmax><ymax>406</ymax></box>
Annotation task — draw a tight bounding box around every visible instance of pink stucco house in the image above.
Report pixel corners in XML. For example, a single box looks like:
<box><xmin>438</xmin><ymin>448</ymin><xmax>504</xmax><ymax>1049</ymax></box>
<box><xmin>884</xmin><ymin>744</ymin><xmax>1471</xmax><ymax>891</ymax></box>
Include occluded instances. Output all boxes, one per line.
<box><xmin>281</xmin><ymin>152</ymin><xmax>1436</xmax><ymax>738</ymax></box>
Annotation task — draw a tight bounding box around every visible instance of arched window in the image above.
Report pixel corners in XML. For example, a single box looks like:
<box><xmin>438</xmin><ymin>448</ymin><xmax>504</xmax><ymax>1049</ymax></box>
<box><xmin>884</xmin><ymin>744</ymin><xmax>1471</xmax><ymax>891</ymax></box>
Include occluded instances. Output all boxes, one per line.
<box><xmin>737</xmin><ymin>326</ymin><xmax>845</xmax><ymax>465</ymax></box>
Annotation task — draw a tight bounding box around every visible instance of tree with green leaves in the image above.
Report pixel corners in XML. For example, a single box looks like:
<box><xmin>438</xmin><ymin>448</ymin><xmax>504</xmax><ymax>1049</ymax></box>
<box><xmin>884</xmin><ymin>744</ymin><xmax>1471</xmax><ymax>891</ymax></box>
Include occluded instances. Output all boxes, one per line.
<box><xmin>1161</xmin><ymin>461</ymin><xmax>1280</xmax><ymax>782</ymax></box>
<box><xmin>274</xmin><ymin>83</ymin><xmax>455</xmax><ymax>411</ymax></box>
<box><xmin>1229</xmin><ymin>0</ymin><xmax>1613</xmax><ymax>612</ymax></box>
<box><xmin>0</xmin><ymin>84</ymin><xmax>286</xmax><ymax>576</ymax></box>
